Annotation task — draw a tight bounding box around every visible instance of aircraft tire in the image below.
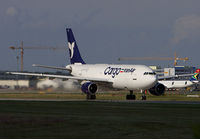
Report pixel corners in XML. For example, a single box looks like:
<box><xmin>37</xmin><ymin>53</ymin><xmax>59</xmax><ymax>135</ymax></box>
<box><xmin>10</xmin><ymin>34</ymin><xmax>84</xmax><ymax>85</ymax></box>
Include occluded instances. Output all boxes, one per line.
<box><xmin>126</xmin><ymin>95</ymin><xmax>136</xmax><ymax>100</ymax></box>
<box><xmin>86</xmin><ymin>94</ymin><xmax>96</xmax><ymax>100</ymax></box>
<box><xmin>90</xmin><ymin>95</ymin><xmax>96</xmax><ymax>99</ymax></box>
<box><xmin>86</xmin><ymin>94</ymin><xmax>90</xmax><ymax>99</ymax></box>
<box><xmin>141</xmin><ymin>96</ymin><xmax>146</xmax><ymax>100</ymax></box>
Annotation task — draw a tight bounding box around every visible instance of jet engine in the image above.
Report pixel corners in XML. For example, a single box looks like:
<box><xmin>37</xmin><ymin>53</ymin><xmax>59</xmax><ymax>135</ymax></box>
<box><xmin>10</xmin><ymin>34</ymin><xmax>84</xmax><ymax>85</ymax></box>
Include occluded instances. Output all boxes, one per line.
<box><xmin>148</xmin><ymin>83</ymin><xmax>165</xmax><ymax>96</ymax></box>
<box><xmin>81</xmin><ymin>82</ymin><xmax>98</xmax><ymax>95</ymax></box>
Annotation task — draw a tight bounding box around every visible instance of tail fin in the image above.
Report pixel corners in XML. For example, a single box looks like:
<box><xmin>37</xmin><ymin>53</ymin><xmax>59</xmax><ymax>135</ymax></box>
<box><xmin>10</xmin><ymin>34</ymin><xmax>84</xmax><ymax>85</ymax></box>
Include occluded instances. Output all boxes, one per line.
<box><xmin>190</xmin><ymin>69</ymin><xmax>200</xmax><ymax>81</ymax></box>
<box><xmin>66</xmin><ymin>28</ymin><xmax>86</xmax><ymax>64</ymax></box>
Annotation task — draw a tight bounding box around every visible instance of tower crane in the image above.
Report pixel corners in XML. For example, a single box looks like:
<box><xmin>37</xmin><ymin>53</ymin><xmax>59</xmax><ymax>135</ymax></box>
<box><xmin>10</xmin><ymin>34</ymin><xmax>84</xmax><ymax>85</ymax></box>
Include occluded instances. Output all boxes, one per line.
<box><xmin>9</xmin><ymin>41</ymin><xmax>66</xmax><ymax>71</ymax></box>
<box><xmin>118</xmin><ymin>52</ymin><xmax>189</xmax><ymax>67</ymax></box>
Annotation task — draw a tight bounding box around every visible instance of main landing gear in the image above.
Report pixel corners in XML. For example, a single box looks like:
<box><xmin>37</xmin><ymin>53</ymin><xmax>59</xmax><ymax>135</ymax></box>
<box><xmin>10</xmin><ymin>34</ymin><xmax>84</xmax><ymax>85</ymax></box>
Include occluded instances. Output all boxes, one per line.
<box><xmin>86</xmin><ymin>94</ymin><xmax>96</xmax><ymax>100</ymax></box>
<box><xmin>126</xmin><ymin>90</ymin><xmax>147</xmax><ymax>100</ymax></box>
<box><xmin>126</xmin><ymin>90</ymin><xmax>136</xmax><ymax>100</ymax></box>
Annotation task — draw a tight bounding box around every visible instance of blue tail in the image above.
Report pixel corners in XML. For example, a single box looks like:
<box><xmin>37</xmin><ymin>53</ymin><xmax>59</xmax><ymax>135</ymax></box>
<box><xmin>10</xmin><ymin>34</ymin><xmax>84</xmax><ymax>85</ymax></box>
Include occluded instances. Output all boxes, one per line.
<box><xmin>66</xmin><ymin>28</ymin><xmax>86</xmax><ymax>64</ymax></box>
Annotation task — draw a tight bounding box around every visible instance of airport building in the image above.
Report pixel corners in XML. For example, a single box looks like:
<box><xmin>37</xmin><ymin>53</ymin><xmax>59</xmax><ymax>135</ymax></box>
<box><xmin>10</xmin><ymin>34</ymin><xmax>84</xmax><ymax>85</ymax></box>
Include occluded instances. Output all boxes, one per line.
<box><xmin>154</xmin><ymin>66</ymin><xmax>196</xmax><ymax>80</ymax></box>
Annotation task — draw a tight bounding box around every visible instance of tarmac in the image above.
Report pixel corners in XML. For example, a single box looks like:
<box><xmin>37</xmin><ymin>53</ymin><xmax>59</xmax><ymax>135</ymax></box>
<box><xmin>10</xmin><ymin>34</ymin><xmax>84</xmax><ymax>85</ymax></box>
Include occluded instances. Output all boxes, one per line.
<box><xmin>0</xmin><ymin>98</ymin><xmax>200</xmax><ymax>104</ymax></box>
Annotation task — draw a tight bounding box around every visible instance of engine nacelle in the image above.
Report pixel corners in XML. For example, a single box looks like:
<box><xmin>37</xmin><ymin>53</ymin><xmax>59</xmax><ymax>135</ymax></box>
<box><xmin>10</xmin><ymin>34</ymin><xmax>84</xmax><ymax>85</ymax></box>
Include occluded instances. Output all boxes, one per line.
<box><xmin>148</xmin><ymin>83</ymin><xmax>165</xmax><ymax>96</ymax></box>
<box><xmin>81</xmin><ymin>82</ymin><xmax>97</xmax><ymax>95</ymax></box>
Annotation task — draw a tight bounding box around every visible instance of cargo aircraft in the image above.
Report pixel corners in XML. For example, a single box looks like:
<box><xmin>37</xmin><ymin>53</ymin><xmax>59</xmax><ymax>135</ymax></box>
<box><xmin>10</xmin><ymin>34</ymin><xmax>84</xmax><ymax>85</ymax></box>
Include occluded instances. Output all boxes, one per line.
<box><xmin>8</xmin><ymin>28</ymin><xmax>167</xmax><ymax>100</ymax></box>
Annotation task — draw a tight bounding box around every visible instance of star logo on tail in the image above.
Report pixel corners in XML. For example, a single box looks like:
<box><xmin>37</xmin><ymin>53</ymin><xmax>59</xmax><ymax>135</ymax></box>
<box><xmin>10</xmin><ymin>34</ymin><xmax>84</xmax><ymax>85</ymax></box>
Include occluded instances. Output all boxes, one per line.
<box><xmin>68</xmin><ymin>42</ymin><xmax>75</xmax><ymax>58</ymax></box>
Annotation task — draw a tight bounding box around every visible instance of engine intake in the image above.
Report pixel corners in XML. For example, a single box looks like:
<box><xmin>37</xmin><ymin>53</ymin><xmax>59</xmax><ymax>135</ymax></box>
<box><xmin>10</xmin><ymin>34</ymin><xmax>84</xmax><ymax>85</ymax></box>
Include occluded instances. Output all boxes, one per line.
<box><xmin>81</xmin><ymin>82</ymin><xmax>97</xmax><ymax>95</ymax></box>
<box><xmin>148</xmin><ymin>83</ymin><xmax>165</xmax><ymax>96</ymax></box>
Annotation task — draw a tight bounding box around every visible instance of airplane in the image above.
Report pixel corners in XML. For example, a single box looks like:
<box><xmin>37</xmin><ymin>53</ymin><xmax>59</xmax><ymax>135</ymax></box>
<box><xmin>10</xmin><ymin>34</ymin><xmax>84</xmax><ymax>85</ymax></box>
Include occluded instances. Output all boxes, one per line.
<box><xmin>159</xmin><ymin>69</ymin><xmax>200</xmax><ymax>91</ymax></box>
<box><xmin>7</xmin><ymin>28</ymin><xmax>167</xmax><ymax>100</ymax></box>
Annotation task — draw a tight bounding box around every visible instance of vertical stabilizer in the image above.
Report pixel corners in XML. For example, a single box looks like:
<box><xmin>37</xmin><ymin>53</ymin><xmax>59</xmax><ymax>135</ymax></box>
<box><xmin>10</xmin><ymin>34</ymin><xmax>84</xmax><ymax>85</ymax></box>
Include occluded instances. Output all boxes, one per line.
<box><xmin>66</xmin><ymin>28</ymin><xmax>86</xmax><ymax>64</ymax></box>
<box><xmin>190</xmin><ymin>69</ymin><xmax>200</xmax><ymax>81</ymax></box>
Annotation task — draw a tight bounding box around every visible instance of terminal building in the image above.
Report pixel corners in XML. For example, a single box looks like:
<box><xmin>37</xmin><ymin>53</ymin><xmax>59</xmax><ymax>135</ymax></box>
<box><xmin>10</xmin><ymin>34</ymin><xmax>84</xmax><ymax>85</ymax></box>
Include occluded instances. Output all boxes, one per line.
<box><xmin>152</xmin><ymin>66</ymin><xmax>196</xmax><ymax>80</ymax></box>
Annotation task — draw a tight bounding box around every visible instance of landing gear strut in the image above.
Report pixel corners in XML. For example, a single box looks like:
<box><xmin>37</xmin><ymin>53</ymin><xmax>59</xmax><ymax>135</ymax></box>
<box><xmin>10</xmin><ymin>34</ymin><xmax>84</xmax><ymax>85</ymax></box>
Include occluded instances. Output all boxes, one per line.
<box><xmin>126</xmin><ymin>90</ymin><xmax>136</xmax><ymax>100</ymax></box>
<box><xmin>86</xmin><ymin>94</ymin><xmax>96</xmax><ymax>100</ymax></box>
<box><xmin>141</xmin><ymin>90</ymin><xmax>147</xmax><ymax>100</ymax></box>
<box><xmin>141</xmin><ymin>95</ymin><xmax>146</xmax><ymax>100</ymax></box>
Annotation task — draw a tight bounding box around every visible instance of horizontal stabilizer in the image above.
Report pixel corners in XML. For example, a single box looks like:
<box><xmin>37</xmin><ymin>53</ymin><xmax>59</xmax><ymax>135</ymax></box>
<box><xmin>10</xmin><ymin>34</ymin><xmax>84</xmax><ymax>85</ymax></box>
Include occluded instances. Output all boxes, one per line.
<box><xmin>32</xmin><ymin>64</ymin><xmax>71</xmax><ymax>71</ymax></box>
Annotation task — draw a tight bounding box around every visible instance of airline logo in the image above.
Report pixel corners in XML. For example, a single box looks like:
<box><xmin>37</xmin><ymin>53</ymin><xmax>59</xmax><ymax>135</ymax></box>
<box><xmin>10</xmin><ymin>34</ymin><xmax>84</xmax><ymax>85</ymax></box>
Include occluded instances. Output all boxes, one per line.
<box><xmin>191</xmin><ymin>72</ymin><xmax>199</xmax><ymax>81</ymax></box>
<box><xmin>104</xmin><ymin>67</ymin><xmax>135</xmax><ymax>78</ymax></box>
<box><xmin>190</xmin><ymin>69</ymin><xmax>200</xmax><ymax>81</ymax></box>
<box><xmin>68</xmin><ymin>42</ymin><xmax>75</xmax><ymax>58</ymax></box>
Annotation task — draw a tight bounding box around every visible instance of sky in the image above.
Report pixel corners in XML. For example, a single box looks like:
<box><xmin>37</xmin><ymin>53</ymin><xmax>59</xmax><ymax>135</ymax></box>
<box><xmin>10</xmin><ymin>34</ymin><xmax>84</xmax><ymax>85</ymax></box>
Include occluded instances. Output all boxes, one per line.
<box><xmin>1</xmin><ymin>0</ymin><xmax>200</xmax><ymax>71</ymax></box>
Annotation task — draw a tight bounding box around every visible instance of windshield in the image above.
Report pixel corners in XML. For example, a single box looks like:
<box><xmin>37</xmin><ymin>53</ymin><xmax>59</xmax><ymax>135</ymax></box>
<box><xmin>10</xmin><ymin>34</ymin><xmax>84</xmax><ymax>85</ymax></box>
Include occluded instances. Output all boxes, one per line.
<box><xmin>144</xmin><ymin>72</ymin><xmax>156</xmax><ymax>75</ymax></box>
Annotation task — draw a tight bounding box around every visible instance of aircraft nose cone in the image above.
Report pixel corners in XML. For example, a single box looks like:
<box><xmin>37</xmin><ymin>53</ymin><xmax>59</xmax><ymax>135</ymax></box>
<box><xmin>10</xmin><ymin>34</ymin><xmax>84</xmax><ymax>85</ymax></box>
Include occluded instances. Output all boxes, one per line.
<box><xmin>148</xmin><ymin>76</ymin><xmax>157</xmax><ymax>88</ymax></box>
<box><xmin>153</xmin><ymin>76</ymin><xmax>157</xmax><ymax>84</ymax></box>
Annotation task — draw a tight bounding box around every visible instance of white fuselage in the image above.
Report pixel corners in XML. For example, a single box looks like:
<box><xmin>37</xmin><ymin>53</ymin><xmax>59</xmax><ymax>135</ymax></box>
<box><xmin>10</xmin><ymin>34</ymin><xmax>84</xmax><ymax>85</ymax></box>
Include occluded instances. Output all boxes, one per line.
<box><xmin>67</xmin><ymin>64</ymin><xmax>157</xmax><ymax>90</ymax></box>
<box><xmin>159</xmin><ymin>80</ymin><xmax>198</xmax><ymax>89</ymax></box>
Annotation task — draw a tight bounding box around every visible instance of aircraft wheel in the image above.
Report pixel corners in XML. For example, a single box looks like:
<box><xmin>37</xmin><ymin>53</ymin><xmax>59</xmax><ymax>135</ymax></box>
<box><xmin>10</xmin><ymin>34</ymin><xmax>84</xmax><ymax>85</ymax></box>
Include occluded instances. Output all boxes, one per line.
<box><xmin>132</xmin><ymin>95</ymin><xmax>136</xmax><ymax>100</ymax></box>
<box><xmin>126</xmin><ymin>95</ymin><xmax>130</xmax><ymax>100</ymax></box>
<box><xmin>126</xmin><ymin>94</ymin><xmax>136</xmax><ymax>100</ymax></box>
<box><xmin>86</xmin><ymin>94</ymin><xmax>90</xmax><ymax>99</ymax></box>
<box><xmin>90</xmin><ymin>95</ymin><xmax>96</xmax><ymax>99</ymax></box>
<box><xmin>86</xmin><ymin>94</ymin><xmax>96</xmax><ymax>100</ymax></box>
<box><xmin>141</xmin><ymin>95</ymin><xmax>146</xmax><ymax>100</ymax></box>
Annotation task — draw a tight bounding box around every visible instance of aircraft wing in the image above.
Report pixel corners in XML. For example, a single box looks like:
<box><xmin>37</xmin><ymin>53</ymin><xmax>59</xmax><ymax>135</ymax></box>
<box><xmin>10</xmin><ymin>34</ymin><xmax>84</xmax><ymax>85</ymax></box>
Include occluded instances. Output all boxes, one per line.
<box><xmin>32</xmin><ymin>64</ymin><xmax>71</xmax><ymax>71</ymax></box>
<box><xmin>158</xmin><ymin>73</ymin><xmax>193</xmax><ymax>80</ymax></box>
<box><xmin>6</xmin><ymin>72</ymin><xmax>112</xmax><ymax>83</ymax></box>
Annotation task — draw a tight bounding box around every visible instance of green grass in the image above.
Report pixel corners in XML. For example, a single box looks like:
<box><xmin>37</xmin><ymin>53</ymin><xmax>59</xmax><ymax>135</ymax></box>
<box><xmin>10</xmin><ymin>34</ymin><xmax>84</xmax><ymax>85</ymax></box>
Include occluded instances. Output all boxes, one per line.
<box><xmin>0</xmin><ymin>101</ymin><xmax>200</xmax><ymax>138</ymax></box>
<box><xmin>0</xmin><ymin>91</ymin><xmax>200</xmax><ymax>101</ymax></box>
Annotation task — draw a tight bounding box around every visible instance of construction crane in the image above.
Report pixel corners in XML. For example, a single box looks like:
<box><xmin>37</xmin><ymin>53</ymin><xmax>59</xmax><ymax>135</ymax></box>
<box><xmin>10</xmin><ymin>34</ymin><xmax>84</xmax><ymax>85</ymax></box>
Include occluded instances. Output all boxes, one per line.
<box><xmin>118</xmin><ymin>52</ymin><xmax>189</xmax><ymax>66</ymax></box>
<box><xmin>9</xmin><ymin>41</ymin><xmax>66</xmax><ymax>71</ymax></box>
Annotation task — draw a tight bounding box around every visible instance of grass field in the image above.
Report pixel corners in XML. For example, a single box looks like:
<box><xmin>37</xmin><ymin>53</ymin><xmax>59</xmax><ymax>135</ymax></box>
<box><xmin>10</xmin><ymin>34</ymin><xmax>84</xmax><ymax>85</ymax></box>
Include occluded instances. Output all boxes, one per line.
<box><xmin>0</xmin><ymin>101</ymin><xmax>200</xmax><ymax>139</ymax></box>
<box><xmin>0</xmin><ymin>90</ymin><xmax>200</xmax><ymax>101</ymax></box>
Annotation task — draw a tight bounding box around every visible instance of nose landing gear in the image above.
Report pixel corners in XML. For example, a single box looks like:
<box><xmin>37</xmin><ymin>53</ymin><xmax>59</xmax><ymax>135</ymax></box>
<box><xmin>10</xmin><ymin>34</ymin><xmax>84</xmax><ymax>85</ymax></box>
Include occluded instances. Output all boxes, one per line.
<box><xmin>141</xmin><ymin>90</ymin><xmax>147</xmax><ymax>100</ymax></box>
<box><xmin>141</xmin><ymin>95</ymin><xmax>146</xmax><ymax>100</ymax></box>
<box><xmin>126</xmin><ymin>90</ymin><xmax>147</xmax><ymax>100</ymax></box>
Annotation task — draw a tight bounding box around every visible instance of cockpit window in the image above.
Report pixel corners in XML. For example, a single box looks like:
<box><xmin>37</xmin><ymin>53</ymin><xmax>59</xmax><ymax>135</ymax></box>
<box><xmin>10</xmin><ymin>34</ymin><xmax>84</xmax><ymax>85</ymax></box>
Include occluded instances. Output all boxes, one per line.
<box><xmin>144</xmin><ymin>72</ymin><xmax>156</xmax><ymax>75</ymax></box>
